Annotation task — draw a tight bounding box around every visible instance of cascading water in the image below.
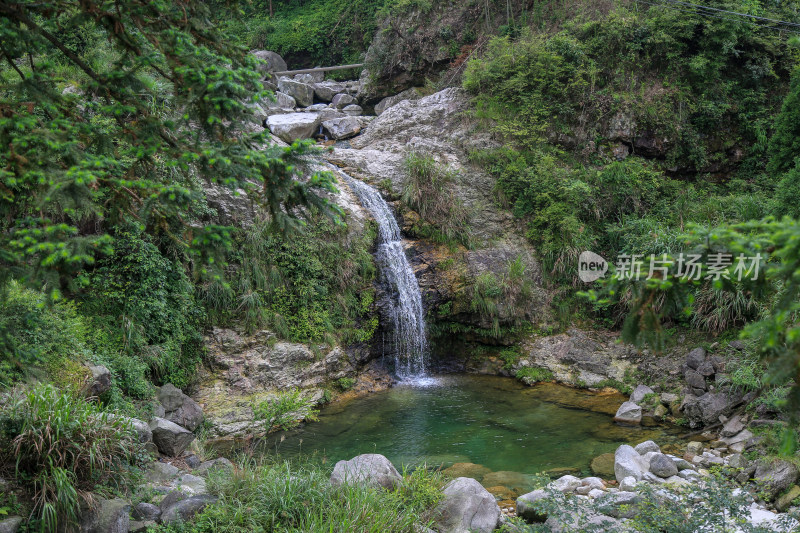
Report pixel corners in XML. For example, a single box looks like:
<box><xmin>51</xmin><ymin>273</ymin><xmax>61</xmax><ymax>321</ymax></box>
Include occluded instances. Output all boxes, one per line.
<box><xmin>336</xmin><ymin>169</ymin><xmax>429</xmax><ymax>380</ymax></box>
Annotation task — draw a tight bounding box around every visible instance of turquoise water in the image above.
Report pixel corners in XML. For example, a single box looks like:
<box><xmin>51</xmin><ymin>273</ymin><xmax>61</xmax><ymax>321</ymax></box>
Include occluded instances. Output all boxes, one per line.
<box><xmin>256</xmin><ymin>375</ymin><xmax>680</xmax><ymax>490</ymax></box>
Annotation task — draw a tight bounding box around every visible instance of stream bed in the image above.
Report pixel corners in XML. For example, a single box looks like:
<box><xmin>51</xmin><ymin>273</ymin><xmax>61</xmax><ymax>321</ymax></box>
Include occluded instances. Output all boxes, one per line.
<box><xmin>252</xmin><ymin>375</ymin><xmax>681</xmax><ymax>495</ymax></box>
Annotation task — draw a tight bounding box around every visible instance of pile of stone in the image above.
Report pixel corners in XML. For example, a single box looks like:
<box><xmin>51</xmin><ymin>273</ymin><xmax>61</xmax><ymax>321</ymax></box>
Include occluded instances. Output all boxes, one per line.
<box><xmin>515</xmin><ymin>440</ymin><xmax>799</xmax><ymax>532</ymax></box>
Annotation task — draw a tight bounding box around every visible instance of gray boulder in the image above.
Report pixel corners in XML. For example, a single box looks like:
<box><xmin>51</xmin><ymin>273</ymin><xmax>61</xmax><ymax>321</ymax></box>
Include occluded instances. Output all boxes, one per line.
<box><xmin>85</xmin><ymin>365</ymin><xmax>111</xmax><ymax>397</ymax></box>
<box><xmin>129</xmin><ymin>521</ymin><xmax>156</xmax><ymax>533</ymax></box>
<box><xmin>754</xmin><ymin>460</ymin><xmax>800</xmax><ymax>500</ymax></box>
<box><xmin>685</xmin><ymin>369</ymin><xmax>707</xmax><ymax>392</ymax></box>
<box><xmin>331</xmin><ymin>93</ymin><xmax>356</xmax><ymax>109</ymax></box>
<box><xmin>630</xmin><ymin>384</ymin><xmax>654</xmax><ymax>404</ymax></box>
<box><xmin>145</xmin><ymin>462</ymin><xmax>180</xmax><ymax>483</ymax></box>
<box><xmin>549</xmin><ymin>475</ymin><xmax>581</xmax><ymax>493</ymax></box>
<box><xmin>133</xmin><ymin>502</ymin><xmax>161</xmax><ymax>522</ymax></box>
<box><xmin>330</xmin><ymin>454</ymin><xmax>401</xmax><ymax>490</ymax></box>
<box><xmin>433</xmin><ymin>477</ymin><xmax>501</xmax><ymax>533</ymax></box>
<box><xmin>516</xmin><ymin>489</ymin><xmax>548</xmax><ymax>522</ymax></box>
<box><xmin>682</xmin><ymin>391</ymin><xmax>740</xmax><ymax>427</ymax></box>
<box><xmin>277</xmin><ymin>78</ymin><xmax>314</xmax><ymax>107</ymax></box>
<box><xmin>0</xmin><ymin>517</ymin><xmax>23</xmax><ymax>533</ymax></box>
<box><xmin>697</xmin><ymin>359</ymin><xmax>716</xmax><ymax>377</ymax></box>
<box><xmin>615</xmin><ymin>445</ymin><xmax>646</xmax><ymax>482</ymax></box>
<box><xmin>614</xmin><ymin>401</ymin><xmax>642</xmax><ymax>425</ymax></box>
<box><xmin>634</xmin><ymin>440</ymin><xmax>661</xmax><ymax>455</ymax></box>
<box><xmin>294</xmin><ymin>72</ymin><xmax>324</xmax><ymax>84</ymax></box>
<box><xmin>342</xmin><ymin>104</ymin><xmax>363</xmax><ymax>116</ymax></box>
<box><xmin>160</xmin><ymin>495</ymin><xmax>218</xmax><ymax>525</ymax></box>
<box><xmin>721</xmin><ymin>414</ymin><xmax>746</xmax><ymax>437</ymax></box>
<box><xmin>176</xmin><ymin>474</ymin><xmax>207</xmax><ymax>495</ymax></box>
<box><xmin>313</xmin><ymin>81</ymin><xmax>346</xmax><ymax>102</ymax></box>
<box><xmin>250</xmin><ymin>50</ymin><xmax>287</xmax><ymax>74</ymax></box>
<box><xmin>374</xmin><ymin>87</ymin><xmax>423</xmax><ymax>115</ymax></box>
<box><xmin>686</xmin><ymin>347</ymin><xmax>707</xmax><ymax>369</ymax></box>
<box><xmin>595</xmin><ymin>491</ymin><xmax>640</xmax><ymax>519</ymax></box>
<box><xmin>649</xmin><ymin>454</ymin><xmax>679</xmax><ymax>478</ymax></box>
<box><xmin>158</xmin><ymin>384</ymin><xmax>203</xmax><ymax>432</ymax></box>
<box><xmin>80</xmin><ymin>498</ymin><xmax>130</xmax><ymax>533</ymax></box>
<box><xmin>265</xmin><ymin>91</ymin><xmax>296</xmax><ymax>110</ymax></box>
<box><xmin>149</xmin><ymin>417</ymin><xmax>195</xmax><ymax>457</ymax></box>
<box><xmin>322</xmin><ymin>117</ymin><xmax>364</xmax><ymax>140</ymax></box>
<box><xmin>194</xmin><ymin>457</ymin><xmax>234</xmax><ymax>477</ymax></box>
<box><xmin>267</xmin><ymin>113</ymin><xmax>321</xmax><ymax>143</ymax></box>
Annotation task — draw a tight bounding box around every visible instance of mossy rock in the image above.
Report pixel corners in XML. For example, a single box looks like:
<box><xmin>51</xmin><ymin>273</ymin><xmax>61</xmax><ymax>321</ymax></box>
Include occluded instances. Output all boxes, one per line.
<box><xmin>591</xmin><ymin>453</ymin><xmax>616</xmax><ymax>478</ymax></box>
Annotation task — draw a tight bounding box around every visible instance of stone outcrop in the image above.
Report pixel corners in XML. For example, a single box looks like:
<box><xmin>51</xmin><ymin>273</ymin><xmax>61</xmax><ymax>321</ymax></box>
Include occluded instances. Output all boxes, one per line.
<box><xmin>158</xmin><ymin>384</ymin><xmax>203</xmax><ymax>432</ymax></box>
<box><xmin>433</xmin><ymin>477</ymin><xmax>501</xmax><ymax>533</ymax></box>
<box><xmin>330</xmin><ymin>454</ymin><xmax>401</xmax><ymax>490</ymax></box>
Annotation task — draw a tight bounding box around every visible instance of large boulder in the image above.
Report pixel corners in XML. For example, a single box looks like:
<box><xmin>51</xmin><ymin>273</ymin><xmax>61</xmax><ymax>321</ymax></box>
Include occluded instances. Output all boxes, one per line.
<box><xmin>194</xmin><ymin>457</ymin><xmax>235</xmax><ymax>477</ymax></box>
<box><xmin>313</xmin><ymin>81</ymin><xmax>346</xmax><ymax>102</ymax></box>
<box><xmin>649</xmin><ymin>454</ymin><xmax>679</xmax><ymax>478</ymax></box>
<box><xmin>322</xmin><ymin>117</ymin><xmax>364</xmax><ymax>140</ymax></box>
<box><xmin>251</xmin><ymin>50</ymin><xmax>287</xmax><ymax>74</ymax></box>
<box><xmin>80</xmin><ymin>497</ymin><xmax>130</xmax><ymax>533</ymax></box>
<box><xmin>374</xmin><ymin>87</ymin><xmax>423</xmax><ymax>115</ymax></box>
<box><xmin>277</xmin><ymin>78</ymin><xmax>314</xmax><ymax>107</ymax></box>
<box><xmin>614</xmin><ymin>445</ymin><xmax>646</xmax><ymax>482</ymax></box>
<box><xmin>145</xmin><ymin>461</ymin><xmax>180</xmax><ymax>483</ymax></box>
<box><xmin>267</xmin><ymin>113</ymin><xmax>321</xmax><ymax>143</ymax></box>
<box><xmin>160</xmin><ymin>495</ymin><xmax>218</xmax><ymax>525</ymax></box>
<box><xmin>433</xmin><ymin>477</ymin><xmax>501</xmax><ymax>533</ymax></box>
<box><xmin>342</xmin><ymin>104</ymin><xmax>363</xmax><ymax>117</ymax></box>
<box><xmin>331</xmin><ymin>93</ymin><xmax>357</xmax><ymax>109</ymax></box>
<box><xmin>634</xmin><ymin>441</ymin><xmax>660</xmax><ymax>455</ymax></box>
<box><xmin>685</xmin><ymin>347</ymin><xmax>707</xmax><ymax>369</ymax></box>
<box><xmin>265</xmin><ymin>91</ymin><xmax>296</xmax><ymax>111</ymax></box>
<box><xmin>85</xmin><ymin>365</ymin><xmax>111</xmax><ymax>397</ymax></box>
<box><xmin>682</xmin><ymin>391</ymin><xmax>741</xmax><ymax>427</ymax></box>
<box><xmin>613</xmin><ymin>401</ymin><xmax>642</xmax><ymax>425</ymax></box>
<box><xmin>591</xmin><ymin>453</ymin><xmax>616</xmax><ymax>478</ymax></box>
<box><xmin>0</xmin><ymin>517</ymin><xmax>23</xmax><ymax>533</ymax></box>
<box><xmin>754</xmin><ymin>460</ymin><xmax>800</xmax><ymax>500</ymax></box>
<box><xmin>516</xmin><ymin>489</ymin><xmax>548</xmax><ymax>523</ymax></box>
<box><xmin>630</xmin><ymin>384</ymin><xmax>654</xmax><ymax>404</ymax></box>
<box><xmin>330</xmin><ymin>454</ymin><xmax>401</xmax><ymax>490</ymax></box>
<box><xmin>149</xmin><ymin>417</ymin><xmax>195</xmax><ymax>457</ymax></box>
<box><xmin>158</xmin><ymin>384</ymin><xmax>203</xmax><ymax>432</ymax></box>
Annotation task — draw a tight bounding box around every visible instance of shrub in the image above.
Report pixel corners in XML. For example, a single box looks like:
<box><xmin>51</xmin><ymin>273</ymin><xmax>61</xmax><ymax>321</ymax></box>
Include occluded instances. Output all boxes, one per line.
<box><xmin>157</xmin><ymin>459</ymin><xmax>442</xmax><ymax>532</ymax></box>
<box><xmin>515</xmin><ymin>366</ymin><xmax>554</xmax><ymax>385</ymax></box>
<box><xmin>253</xmin><ymin>389</ymin><xmax>319</xmax><ymax>433</ymax></box>
<box><xmin>402</xmin><ymin>153</ymin><xmax>472</xmax><ymax>248</ymax></box>
<box><xmin>0</xmin><ymin>385</ymin><xmax>140</xmax><ymax>531</ymax></box>
<box><xmin>336</xmin><ymin>377</ymin><xmax>356</xmax><ymax>391</ymax></box>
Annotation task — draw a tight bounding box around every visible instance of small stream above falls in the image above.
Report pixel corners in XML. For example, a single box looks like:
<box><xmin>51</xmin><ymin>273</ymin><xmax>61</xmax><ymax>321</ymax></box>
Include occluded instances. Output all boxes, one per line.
<box><xmin>338</xmin><ymin>170</ymin><xmax>429</xmax><ymax>380</ymax></box>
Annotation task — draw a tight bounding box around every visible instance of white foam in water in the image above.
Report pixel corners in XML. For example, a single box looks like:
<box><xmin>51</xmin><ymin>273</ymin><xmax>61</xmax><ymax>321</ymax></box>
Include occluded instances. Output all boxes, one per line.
<box><xmin>335</xmin><ymin>168</ymin><xmax>429</xmax><ymax>380</ymax></box>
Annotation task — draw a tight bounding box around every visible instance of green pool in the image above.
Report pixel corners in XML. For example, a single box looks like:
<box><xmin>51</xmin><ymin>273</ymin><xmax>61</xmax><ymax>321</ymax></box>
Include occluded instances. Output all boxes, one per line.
<box><xmin>255</xmin><ymin>375</ymin><xmax>680</xmax><ymax>495</ymax></box>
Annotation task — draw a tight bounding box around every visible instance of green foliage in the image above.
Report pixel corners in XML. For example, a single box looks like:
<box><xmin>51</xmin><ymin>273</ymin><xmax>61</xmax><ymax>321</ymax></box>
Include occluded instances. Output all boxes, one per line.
<box><xmin>154</xmin><ymin>458</ymin><xmax>442</xmax><ymax>532</ymax></box>
<box><xmin>0</xmin><ymin>385</ymin><xmax>141</xmax><ymax>531</ymax></box>
<box><xmin>768</xmin><ymin>68</ymin><xmax>800</xmax><ymax>176</ymax></box>
<box><xmin>467</xmin><ymin>257</ymin><xmax>535</xmax><ymax>339</ymax></box>
<box><xmin>253</xmin><ymin>389</ymin><xmax>319</xmax><ymax>433</ymax></box>
<box><xmin>515</xmin><ymin>366</ymin><xmax>554</xmax><ymax>385</ymax></box>
<box><xmin>774</xmin><ymin>163</ymin><xmax>800</xmax><ymax>219</ymax></box>
<box><xmin>336</xmin><ymin>377</ymin><xmax>356</xmax><ymax>391</ymax></box>
<box><xmin>401</xmin><ymin>153</ymin><xmax>472</xmax><ymax>248</ymax></box>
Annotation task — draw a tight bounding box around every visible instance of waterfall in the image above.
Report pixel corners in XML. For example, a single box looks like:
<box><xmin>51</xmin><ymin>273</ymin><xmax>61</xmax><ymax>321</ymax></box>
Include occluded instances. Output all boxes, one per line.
<box><xmin>336</xmin><ymin>170</ymin><xmax>429</xmax><ymax>379</ymax></box>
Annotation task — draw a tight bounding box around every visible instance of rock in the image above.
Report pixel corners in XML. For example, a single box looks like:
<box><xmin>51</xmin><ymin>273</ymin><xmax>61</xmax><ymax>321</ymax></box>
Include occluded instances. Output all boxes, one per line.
<box><xmin>177</xmin><ymin>474</ymin><xmax>207</xmax><ymax>495</ymax></box>
<box><xmin>267</xmin><ymin>113</ymin><xmax>321</xmax><ymax>143</ymax></box>
<box><xmin>619</xmin><ymin>476</ymin><xmax>637</xmax><ymax>491</ymax></box>
<box><xmin>109</xmin><ymin>414</ymin><xmax>152</xmax><ymax>444</ymax></box>
<box><xmin>595</xmin><ymin>491</ymin><xmax>640</xmax><ymax>519</ymax></box>
<box><xmin>630</xmin><ymin>385</ymin><xmax>654</xmax><ymax>404</ymax></box>
<box><xmin>481</xmin><ymin>471</ymin><xmax>531</xmax><ymax>491</ymax></box>
<box><xmin>613</xmin><ymin>401</ymin><xmax>642</xmax><ymax>425</ymax></box>
<box><xmin>434</xmin><ymin>477</ymin><xmax>501</xmax><ymax>533</ymax></box>
<box><xmin>0</xmin><ymin>517</ymin><xmax>23</xmax><ymax>533</ymax></box>
<box><xmin>669</xmin><ymin>456</ymin><xmax>694</xmax><ymax>471</ymax></box>
<box><xmin>159</xmin><ymin>490</ymin><xmax>188</xmax><ymax>512</ymax></box>
<box><xmin>149</xmin><ymin>417</ymin><xmax>195</xmax><ymax>457</ymax></box>
<box><xmin>721</xmin><ymin>429</ymin><xmax>754</xmax><ymax>446</ymax></box>
<box><xmin>145</xmin><ymin>462</ymin><xmax>180</xmax><ymax>483</ymax></box>
<box><xmin>251</xmin><ymin>50</ymin><xmax>287</xmax><ymax>74</ymax></box>
<box><xmin>682</xmin><ymin>391</ymin><xmax>740</xmax><ymax>427</ymax></box>
<box><xmin>441</xmin><ymin>463</ymin><xmax>491</xmax><ymax>482</ymax></box>
<box><xmin>687</xmin><ymin>441</ymin><xmax>704</xmax><ymax>455</ymax></box>
<box><xmin>277</xmin><ymin>78</ymin><xmax>314</xmax><ymax>107</ymax></box>
<box><xmin>80</xmin><ymin>497</ymin><xmax>130</xmax><ymax>533</ymax></box>
<box><xmin>728</xmin><ymin>453</ymin><xmax>748</xmax><ymax>469</ymax></box>
<box><xmin>729</xmin><ymin>340</ymin><xmax>745</xmax><ymax>351</ymax></box>
<box><xmin>660</xmin><ymin>393</ymin><xmax>679</xmax><ymax>405</ymax></box>
<box><xmin>649</xmin><ymin>454</ymin><xmax>679</xmax><ymax>478</ymax></box>
<box><xmin>721</xmin><ymin>414</ymin><xmax>746</xmax><ymax>437</ymax></box>
<box><xmin>685</xmin><ymin>369</ymin><xmax>707</xmax><ymax>391</ymax></box>
<box><xmin>654</xmin><ymin>404</ymin><xmax>669</xmax><ymax>419</ymax></box>
<box><xmin>160</xmin><ymin>495</ymin><xmax>218</xmax><ymax>525</ymax></box>
<box><xmin>686</xmin><ymin>347</ymin><xmax>707</xmax><ymax>369</ymax></box>
<box><xmin>374</xmin><ymin>87</ymin><xmax>423</xmax><ymax>115</ymax></box>
<box><xmin>776</xmin><ymin>485</ymin><xmax>800</xmax><ymax>511</ymax></box>
<box><xmin>634</xmin><ymin>440</ymin><xmax>661</xmax><ymax>455</ymax></box>
<box><xmin>129</xmin><ymin>521</ymin><xmax>156</xmax><ymax>533</ymax></box>
<box><xmin>754</xmin><ymin>460</ymin><xmax>800</xmax><ymax>500</ymax></box>
<box><xmin>194</xmin><ymin>457</ymin><xmax>235</xmax><ymax>477</ymax></box>
<box><xmin>332</xmin><ymin>93</ymin><xmax>357</xmax><ymax>109</ymax></box>
<box><xmin>549</xmin><ymin>475</ymin><xmax>581</xmax><ymax>493</ymax></box>
<box><xmin>581</xmin><ymin>477</ymin><xmax>605</xmax><ymax>491</ymax></box>
<box><xmin>330</xmin><ymin>454</ymin><xmax>401</xmax><ymax>490</ymax></box>
<box><xmin>696</xmin><ymin>359</ymin><xmax>716</xmax><ymax>377</ymax></box>
<box><xmin>615</xmin><ymin>445</ymin><xmax>646</xmax><ymax>482</ymax></box>
<box><xmin>266</xmin><ymin>91</ymin><xmax>296</xmax><ymax>110</ymax></box>
<box><xmin>747</xmin><ymin>503</ymin><xmax>800</xmax><ymax>531</ymax></box>
<box><xmin>86</xmin><ymin>365</ymin><xmax>111</xmax><ymax>397</ymax></box>
<box><xmin>313</xmin><ymin>81</ymin><xmax>346</xmax><ymax>102</ymax></box>
<box><xmin>515</xmin><ymin>489</ymin><xmax>548</xmax><ymax>523</ymax></box>
<box><xmin>587</xmin><ymin>488</ymin><xmax>606</xmax><ymax>499</ymax></box>
<box><xmin>132</xmin><ymin>503</ymin><xmax>161</xmax><ymax>521</ymax></box>
<box><xmin>185</xmin><ymin>454</ymin><xmax>201</xmax><ymax>469</ymax></box>
<box><xmin>322</xmin><ymin>117</ymin><xmax>364</xmax><ymax>140</ymax></box>
<box><xmin>591</xmin><ymin>453</ymin><xmax>616</xmax><ymax>478</ymax></box>
<box><xmin>342</xmin><ymin>104</ymin><xmax>363</xmax><ymax>116</ymax></box>
<box><xmin>158</xmin><ymin>384</ymin><xmax>203</xmax><ymax>432</ymax></box>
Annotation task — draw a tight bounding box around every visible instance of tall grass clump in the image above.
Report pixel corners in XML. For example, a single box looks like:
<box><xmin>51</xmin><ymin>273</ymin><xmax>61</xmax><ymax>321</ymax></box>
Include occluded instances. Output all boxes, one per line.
<box><xmin>161</xmin><ymin>459</ymin><xmax>443</xmax><ymax>532</ymax></box>
<box><xmin>0</xmin><ymin>385</ymin><xmax>141</xmax><ymax>531</ymax></box>
<box><xmin>402</xmin><ymin>153</ymin><xmax>472</xmax><ymax>249</ymax></box>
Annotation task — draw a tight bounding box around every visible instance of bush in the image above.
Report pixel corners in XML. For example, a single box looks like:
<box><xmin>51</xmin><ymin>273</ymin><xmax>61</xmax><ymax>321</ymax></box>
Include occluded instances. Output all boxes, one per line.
<box><xmin>515</xmin><ymin>366</ymin><xmax>554</xmax><ymax>385</ymax></box>
<box><xmin>156</xmin><ymin>458</ymin><xmax>442</xmax><ymax>532</ymax></box>
<box><xmin>253</xmin><ymin>389</ymin><xmax>319</xmax><ymax>433</ymax></box>
<box><xmin>0</xmin><ymin>385</ymin><xmax>140</xmax><ymax>531</ymax></box>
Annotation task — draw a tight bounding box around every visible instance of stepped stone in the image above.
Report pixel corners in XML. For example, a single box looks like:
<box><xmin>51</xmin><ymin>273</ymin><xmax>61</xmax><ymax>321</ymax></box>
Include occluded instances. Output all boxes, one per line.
<box><xmin>0</xmin><ymin>517</ymin><xmax>23</xmax><ymax>533</ymax></box>
<box><xmin>79</xmin><ymin>497</ymin><xmax>130</xmax><ymax>533</ymax></box>
<box><xmin>754</xmin><ymin>460</ymin><xmax>799</xmax><ymax>499</ymax></box>
<box><xmin>313</xmin><ymin>81</ymin><xmax>346</xmax><ymax>102</ymax></box>
<box><xmin>342</xmin><ymin>104</ymin><xmax>363</xmax><ymax>116</ymax></box>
